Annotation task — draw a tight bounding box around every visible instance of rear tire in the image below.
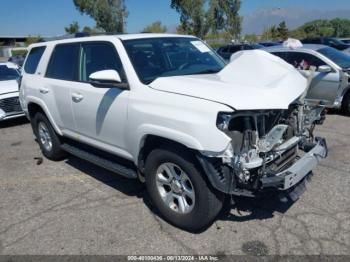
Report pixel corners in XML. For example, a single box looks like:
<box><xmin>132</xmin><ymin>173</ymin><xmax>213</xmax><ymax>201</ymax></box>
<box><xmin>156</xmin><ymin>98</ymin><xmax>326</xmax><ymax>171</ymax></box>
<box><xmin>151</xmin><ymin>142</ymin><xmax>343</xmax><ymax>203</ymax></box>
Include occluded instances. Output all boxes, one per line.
<box><xmin>33</xmin><ymin>112</ymin><xmax>66</xmax><ymax>161</ymax></box>
<box><xmin>145</xmin><ymin>146</ymin><xmax>224</xmax><ymax>231</ymax></box>
<box><xmin>342</xmin><ymin>91</ymin><xmax>350</xmax><ymax>116</ymax></box>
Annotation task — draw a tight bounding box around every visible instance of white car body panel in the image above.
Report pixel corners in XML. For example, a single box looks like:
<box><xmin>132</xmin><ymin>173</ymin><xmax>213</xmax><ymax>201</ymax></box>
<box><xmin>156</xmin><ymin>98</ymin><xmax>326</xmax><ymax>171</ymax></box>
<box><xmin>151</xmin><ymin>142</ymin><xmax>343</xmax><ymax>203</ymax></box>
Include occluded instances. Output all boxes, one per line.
<box><xmin>0</xmin><ymin>79</ymin><xmax>19</xmax><ymax>94</ymax></box>
<box><xmin>150</xmin><ymin>50</ymin><xmax>307</xmax><ymax>110</ymax></box>
<box><xmin>20</xmin><ymin>35</ymin><xmax>308</xmax><ymax>164</ymax></box>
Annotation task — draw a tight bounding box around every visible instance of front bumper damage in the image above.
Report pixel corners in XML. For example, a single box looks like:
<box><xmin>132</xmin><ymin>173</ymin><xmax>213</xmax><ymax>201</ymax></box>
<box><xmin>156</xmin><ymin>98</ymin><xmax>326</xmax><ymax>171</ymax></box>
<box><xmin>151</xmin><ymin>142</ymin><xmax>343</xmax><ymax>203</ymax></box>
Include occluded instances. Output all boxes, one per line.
<box><xmin>197</xmin><ymin>102</ymin><xmax>328</xmax><ymax>201</ymax></box>
<box><xmin>197</xmin><ymin>137</ymin><xmax>327</xmax><ymax>199</ymax></box>
<box><xmin>260</xmin><ymin>137</ymin><xmax>327</xmax><ymax>190</ymax></box>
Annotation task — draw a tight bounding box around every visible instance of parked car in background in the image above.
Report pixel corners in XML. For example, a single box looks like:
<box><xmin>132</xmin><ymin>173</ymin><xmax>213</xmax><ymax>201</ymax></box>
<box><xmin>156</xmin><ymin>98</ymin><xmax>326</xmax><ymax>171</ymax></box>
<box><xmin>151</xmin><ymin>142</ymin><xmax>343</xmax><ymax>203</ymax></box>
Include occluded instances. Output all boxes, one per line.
<box><xmin>8</xmin><ymin>55</ymin><xmax>26</xmax><ymax>67</ymax></box>
<box><xmin>302</xmin><ymin>37</ymin><xmax>350</xmax><ymax>51</ymax></box>
<box><xmin>265</xmin><ymin>44</ymin><xmax>350</xmax><ymax>115</ymax></box>
<box><xmin>339</xmin><ymin>38</ymin><xmax>350</xmax><ymax>44</ymax></box>
<box><xmin>20</xmin><ymin>34</ymin><xmax>327</xmax><ymax>230</ymax></box>
<box><xmin>217</xmin><ymin>43</ymin><xmax>264</xmax><ymax>60</ymax></box>
<box><xmin>259</xmin><ymin>41</ymin><xmax>281</xmax><ymax>47</ymax></box>
<box><xmin>0</xmin><ymin>62</ymin><xmax>24</xmax><ymax>121</ymax></box>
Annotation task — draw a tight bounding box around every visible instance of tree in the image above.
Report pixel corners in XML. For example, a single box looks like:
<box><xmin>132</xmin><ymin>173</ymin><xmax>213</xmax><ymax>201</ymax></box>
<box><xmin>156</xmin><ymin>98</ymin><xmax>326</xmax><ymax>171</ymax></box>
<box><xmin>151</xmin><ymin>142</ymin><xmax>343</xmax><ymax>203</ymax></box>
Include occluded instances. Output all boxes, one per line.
<box><xmin>261</xmin><ymin>26</ymin><xmax>279</xmax><ymax>41</ymax></box>
<box><xmin>171</xmin><ymin>0</ymin><xmax>207</xmax><ymax>38</ymax></box>
<box><xmin>82</xmin><ymin>26</ymin><xmax>104</xmax><ymax>34</ymax></box>
<box><xmin>171</xmin><ymin>0</ymin><xmax>242</xmax><ymax>39</ymax></box>
<box><xmin>300</xmin><ymin>19</ymin><xmax>334</xmax><ymax>38</ymax></box>
<box><xmin>207</xmin><ymin>0</ymin><xmax>225</xmax><ymax>34</ymax></box>
<box><xmin>142</xmin><ymin>21</ymin><xmax>167</xmax><ymax>33</ymax></box>
<box><xmin>219</xmin><ymin>0</ymin><xmax>242</xmax><ymax>39</ymax></box>
<box><xmin>277</xmin><ymin>21</ymin><xmax>289</xmax><ymax>40</ymax></box>
<box><xmin>73</xmin><ymin>0</ymin><xmax>128</xmax><ymax>33</ymax></box>
<box><xmin>244</xmin><ymin>34</ymin><xmax>258</xmax><ymax>43</ymax></box>
<box><xmin>65</xmin><ymin>21</ymin><xmax>80</xmax><ymax>34</ymax></box>
<box><xmin>25</xmin><ymin>36</ymin><xmax>41</xmax><ymax>46</ymax></box>
<box><xmin>289</xmin><ymin>28</ymin><xmax>307</xmax><ymax>39</ymax></box>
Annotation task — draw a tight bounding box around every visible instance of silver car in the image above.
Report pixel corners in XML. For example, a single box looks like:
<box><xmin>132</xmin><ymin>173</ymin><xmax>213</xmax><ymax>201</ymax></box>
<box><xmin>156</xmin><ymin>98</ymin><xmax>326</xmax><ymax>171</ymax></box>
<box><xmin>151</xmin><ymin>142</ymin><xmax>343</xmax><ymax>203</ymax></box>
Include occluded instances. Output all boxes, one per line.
<box><xmin>264</xmin><ymin>44</ymin><xmax>350</xmax><ymax>115</ymax></box>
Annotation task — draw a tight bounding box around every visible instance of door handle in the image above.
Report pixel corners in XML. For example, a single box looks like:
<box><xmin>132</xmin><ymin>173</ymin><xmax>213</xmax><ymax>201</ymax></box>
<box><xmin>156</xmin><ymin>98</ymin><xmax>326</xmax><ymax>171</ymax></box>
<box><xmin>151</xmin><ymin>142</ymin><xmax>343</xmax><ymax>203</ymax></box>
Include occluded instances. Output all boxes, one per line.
<box><xmin>39</xmin><ymin>87</ymin><xmax>49</xmax><ymax>94</ymax></box>
<box><xmin>72</xmin><ymin>93</ymin><xmax>84</xmax><ymax>102</ymax></box>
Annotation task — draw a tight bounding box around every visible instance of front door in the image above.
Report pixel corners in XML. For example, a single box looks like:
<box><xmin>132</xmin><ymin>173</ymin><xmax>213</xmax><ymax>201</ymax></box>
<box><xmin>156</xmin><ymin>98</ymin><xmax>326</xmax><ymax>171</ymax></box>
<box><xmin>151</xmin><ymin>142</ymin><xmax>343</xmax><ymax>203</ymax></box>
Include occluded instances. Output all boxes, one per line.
<box><xmin>286</xmin><ymin>52</ymin><xmax>341</xmax><ymax>106</ymax></box>
<box><xmin>70</xmin><ymin>41</ymin><xmax>130</xmax><ymax>153</ymax></box>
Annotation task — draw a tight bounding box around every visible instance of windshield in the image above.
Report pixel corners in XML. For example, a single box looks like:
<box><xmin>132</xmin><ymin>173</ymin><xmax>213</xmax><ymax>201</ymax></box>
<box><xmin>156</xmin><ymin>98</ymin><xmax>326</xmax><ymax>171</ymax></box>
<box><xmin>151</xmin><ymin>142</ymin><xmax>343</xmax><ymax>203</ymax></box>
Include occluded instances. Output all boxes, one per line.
<box><xmin>0</xmin><ymin>65</ymin><xmax>20</xmax><ymax>81</ymax></box>
<box><xmin>318</xmin><ymin>47</ymin><xmax>350</xmax><ymax>69</ymax></box>
<box><xmin>123</xmin><ymin>37</ymin><xmax>226</xmax><ymax>84</ymax></box>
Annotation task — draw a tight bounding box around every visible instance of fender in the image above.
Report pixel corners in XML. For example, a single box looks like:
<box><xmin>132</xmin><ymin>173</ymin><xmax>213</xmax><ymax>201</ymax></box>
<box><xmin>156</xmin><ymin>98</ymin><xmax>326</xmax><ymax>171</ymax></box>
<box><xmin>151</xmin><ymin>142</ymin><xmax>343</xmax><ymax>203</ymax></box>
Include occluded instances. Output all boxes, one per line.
<box><xmin>135</xmin><ymin>124</ymin><xmax>204</xmax><ymax>158</ymax></box>
<box><xmin>26</xmin><ymin>96</ymin><xmax>63</xmax><ymax>136</ymax></box>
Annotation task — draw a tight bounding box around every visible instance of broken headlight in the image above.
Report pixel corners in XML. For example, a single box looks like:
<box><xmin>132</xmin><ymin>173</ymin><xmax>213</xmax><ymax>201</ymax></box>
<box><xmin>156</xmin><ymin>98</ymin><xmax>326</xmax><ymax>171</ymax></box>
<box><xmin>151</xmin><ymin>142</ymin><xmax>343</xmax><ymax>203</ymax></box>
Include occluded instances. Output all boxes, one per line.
<box><xmin>216</xmin><ymin>112</ymin><xmax>234</xmax><ymax>131</ymax></box>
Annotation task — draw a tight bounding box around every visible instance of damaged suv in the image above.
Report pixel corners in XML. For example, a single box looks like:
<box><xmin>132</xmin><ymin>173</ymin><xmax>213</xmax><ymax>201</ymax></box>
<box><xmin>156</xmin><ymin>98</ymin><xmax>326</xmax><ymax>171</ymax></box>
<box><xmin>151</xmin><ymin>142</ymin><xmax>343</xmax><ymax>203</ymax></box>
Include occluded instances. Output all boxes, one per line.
<box><xmin>20</xmin><ymin>34</ymin><xmax>327</xmax><ymax>231</ymax></box>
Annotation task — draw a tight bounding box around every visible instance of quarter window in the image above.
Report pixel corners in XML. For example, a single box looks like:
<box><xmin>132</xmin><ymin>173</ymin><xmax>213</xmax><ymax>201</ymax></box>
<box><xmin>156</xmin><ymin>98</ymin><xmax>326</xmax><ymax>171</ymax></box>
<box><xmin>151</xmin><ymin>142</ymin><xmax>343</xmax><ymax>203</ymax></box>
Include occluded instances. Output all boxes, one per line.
<box><xmin>46</xmin><ymin>44</ymin><xmax>79</xmax><ymax>81</ymax></box>
<box><xmin>24</xmin><ymin>46</ymin><xmax>46</xmax><ymax>74</ymax></box>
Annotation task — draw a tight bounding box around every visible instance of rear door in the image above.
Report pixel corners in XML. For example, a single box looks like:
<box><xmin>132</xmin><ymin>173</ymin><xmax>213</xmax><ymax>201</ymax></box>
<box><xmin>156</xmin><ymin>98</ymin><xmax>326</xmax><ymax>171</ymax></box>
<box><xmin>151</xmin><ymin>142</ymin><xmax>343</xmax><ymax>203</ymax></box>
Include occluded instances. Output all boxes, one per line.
<box><xmin>70</xmin><ymin>41</ymin><xmax>130</xmax><ymax>154</ymax></box>
<box><xmin>21</xmin><ymin>46</ymin><xmax>46</xmax><ymax>111</ymax></box>
<box><xmin>44</xmin><ymin>43</ymin><xmax>80</xmax><ymax>131</ymax></box>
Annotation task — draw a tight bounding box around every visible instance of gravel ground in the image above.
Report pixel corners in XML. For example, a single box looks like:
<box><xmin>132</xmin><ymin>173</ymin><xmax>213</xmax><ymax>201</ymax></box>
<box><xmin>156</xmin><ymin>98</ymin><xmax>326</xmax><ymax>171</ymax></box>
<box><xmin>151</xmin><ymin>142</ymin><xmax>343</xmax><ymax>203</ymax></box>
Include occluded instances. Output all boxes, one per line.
<box><xmin>0</xmin><ymin>114</ymin><xmax>349</xmax><ymax>256</ymax></box>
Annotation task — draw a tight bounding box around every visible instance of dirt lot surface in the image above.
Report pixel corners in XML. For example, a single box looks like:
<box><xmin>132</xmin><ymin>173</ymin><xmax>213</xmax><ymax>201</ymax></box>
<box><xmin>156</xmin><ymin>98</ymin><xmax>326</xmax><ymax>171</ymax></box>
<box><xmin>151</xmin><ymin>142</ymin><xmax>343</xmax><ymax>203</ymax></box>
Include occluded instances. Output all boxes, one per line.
<box><xmin>0</xmin><ymin>115</ymin><xmax>349</xmax><ymax>255</ymax></box>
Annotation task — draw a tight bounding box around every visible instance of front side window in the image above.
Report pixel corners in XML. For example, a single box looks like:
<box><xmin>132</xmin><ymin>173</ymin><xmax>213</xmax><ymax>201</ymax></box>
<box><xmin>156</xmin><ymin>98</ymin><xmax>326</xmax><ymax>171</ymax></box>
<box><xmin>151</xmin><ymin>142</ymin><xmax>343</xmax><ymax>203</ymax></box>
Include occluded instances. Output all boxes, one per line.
<box><xmin>123</xmin><ymin>37</ymin><xmax>225</xmax><ymax>84</ymax></box>
<box><xmin>284</xmin><ymin>52</ymin><xmax>326</xmax><ymax>71</ymax></box>
<box><xmin>0</xmin><ymin>65</ymin><xmax>20</xmax><ymax>81</ymax></box>
<box><xmin>79</xmin><ymin>42</ymin><xmax>125</xmax><ymax>82</ymax></box>
<box><xmin>24</xmin><ymin>46</ymin><xmax>46</xmax><ymax>74</ymax></box>
<box><xmin>46</xmin><ymin>44</ymin><xmax>79</xmax><ymax>81</ymax></box>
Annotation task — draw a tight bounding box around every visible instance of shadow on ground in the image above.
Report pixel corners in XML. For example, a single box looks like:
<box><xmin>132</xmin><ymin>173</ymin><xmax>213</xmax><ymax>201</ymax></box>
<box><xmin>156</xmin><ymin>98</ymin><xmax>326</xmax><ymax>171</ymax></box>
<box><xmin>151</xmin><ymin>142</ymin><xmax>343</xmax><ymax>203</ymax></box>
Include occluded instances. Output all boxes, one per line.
<box><xmin>65</xmin><ymin>156</ymin><xmax>294</xmax><ymax>233</ymax></box>
<box><xmin>0</xmin><ymin>117</ymin><xmax>29</xmax><ymax>129</ymax></box>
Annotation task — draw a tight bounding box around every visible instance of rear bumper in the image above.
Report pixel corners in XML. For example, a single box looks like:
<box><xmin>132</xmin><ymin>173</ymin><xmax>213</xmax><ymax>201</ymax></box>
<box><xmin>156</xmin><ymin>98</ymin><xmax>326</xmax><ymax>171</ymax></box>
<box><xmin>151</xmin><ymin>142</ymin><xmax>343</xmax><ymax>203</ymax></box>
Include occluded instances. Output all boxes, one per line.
<box><xmin>260</xmin><ymin>137</ymin><xmax>328</xmax><ymax>190</ymax></box>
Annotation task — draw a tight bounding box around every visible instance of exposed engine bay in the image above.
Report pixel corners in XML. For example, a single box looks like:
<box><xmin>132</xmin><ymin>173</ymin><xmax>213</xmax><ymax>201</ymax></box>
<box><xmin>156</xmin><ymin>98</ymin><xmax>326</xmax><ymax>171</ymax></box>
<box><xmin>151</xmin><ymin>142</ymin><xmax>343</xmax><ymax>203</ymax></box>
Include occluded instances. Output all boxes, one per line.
<box><xmin>199</xmin><ymin>102</ymin><xmax>327</xmax><ymax>197</ymax></box>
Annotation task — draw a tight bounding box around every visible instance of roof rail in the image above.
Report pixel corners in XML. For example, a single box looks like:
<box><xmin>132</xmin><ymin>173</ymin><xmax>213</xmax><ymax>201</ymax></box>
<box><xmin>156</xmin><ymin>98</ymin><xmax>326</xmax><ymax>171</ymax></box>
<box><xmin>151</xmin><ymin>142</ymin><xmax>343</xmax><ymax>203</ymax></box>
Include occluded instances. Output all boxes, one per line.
<box><xmin>39</xmin><ymin>32</ymin><xmax>95</xmax><ymax>42</ymax></box>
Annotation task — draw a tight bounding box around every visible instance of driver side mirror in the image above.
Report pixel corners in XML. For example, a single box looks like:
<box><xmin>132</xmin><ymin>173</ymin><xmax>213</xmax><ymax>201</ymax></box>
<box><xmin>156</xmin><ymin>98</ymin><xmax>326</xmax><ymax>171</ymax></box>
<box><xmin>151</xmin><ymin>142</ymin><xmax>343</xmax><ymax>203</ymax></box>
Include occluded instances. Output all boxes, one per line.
<box><xmin>89</xmin><ymin>70</ymin><xmax>128</xmax><ymax>89</ymax></box>
<box><xmin>318</xmin><ymin>65</ymin><xmax>332</xmax><ymax>73</ymax></box>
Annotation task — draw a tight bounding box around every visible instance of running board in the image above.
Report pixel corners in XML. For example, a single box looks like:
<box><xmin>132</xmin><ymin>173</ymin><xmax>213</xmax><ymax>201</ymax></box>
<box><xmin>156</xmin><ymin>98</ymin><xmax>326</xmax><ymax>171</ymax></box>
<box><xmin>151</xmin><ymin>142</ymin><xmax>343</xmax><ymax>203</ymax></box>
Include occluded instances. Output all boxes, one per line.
<box><xmin>61</xmin><ymin>143</ymin><xmax>137</xmax><ymax>179</ymax></box>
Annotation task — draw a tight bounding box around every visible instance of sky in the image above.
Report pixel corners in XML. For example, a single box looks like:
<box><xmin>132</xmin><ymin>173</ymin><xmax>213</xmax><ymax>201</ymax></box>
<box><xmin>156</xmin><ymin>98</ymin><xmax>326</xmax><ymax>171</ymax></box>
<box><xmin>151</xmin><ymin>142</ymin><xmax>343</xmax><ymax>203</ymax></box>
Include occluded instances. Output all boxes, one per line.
<box><xmin>0</xmin><ymin>0</ymin><xmax>349</xmax><ymax>36</ymax></box>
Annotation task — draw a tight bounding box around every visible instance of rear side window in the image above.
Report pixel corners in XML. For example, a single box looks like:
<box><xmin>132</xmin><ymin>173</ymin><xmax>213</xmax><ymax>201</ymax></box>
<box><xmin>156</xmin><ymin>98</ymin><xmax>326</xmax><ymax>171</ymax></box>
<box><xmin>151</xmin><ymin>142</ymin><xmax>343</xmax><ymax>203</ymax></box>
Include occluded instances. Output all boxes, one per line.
<box><xmin>24</xmin><ymin>46</ymin><xmax>46</xmax><ymax>74</ymax></box>
<box><xmin>46</xmin><ymin>43</ymin><xmax>79</xmax><ymax>81</ymax></box>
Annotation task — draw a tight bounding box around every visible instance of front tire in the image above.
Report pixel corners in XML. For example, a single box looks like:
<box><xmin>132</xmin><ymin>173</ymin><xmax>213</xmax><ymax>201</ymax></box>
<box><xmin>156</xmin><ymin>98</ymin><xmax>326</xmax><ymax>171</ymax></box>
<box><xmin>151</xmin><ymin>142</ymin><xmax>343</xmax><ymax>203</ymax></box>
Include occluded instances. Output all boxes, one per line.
<box><xmin>342</xmin><ymin>91</ymin><xmax>350</xmax><ymax>116</ymax></box>
<box><xmin>33</xmin><ymin>112</ymin><xmax>66</xmax><ymax>161</ymax></box>
<box><xmin>145</xmin><ymin>146</ymin><xmax>224</xmax><ymax>231</ymax></box>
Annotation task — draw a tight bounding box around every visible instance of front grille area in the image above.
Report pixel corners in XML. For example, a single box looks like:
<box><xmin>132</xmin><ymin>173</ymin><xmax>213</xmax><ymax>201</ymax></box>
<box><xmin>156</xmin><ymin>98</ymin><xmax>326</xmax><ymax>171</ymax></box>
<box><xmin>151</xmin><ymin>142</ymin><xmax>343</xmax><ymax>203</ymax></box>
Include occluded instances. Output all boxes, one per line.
<box><xmin>0</xmin><ymin>97</ymin><xmax>22</xmax><ymax>114</ymax></box>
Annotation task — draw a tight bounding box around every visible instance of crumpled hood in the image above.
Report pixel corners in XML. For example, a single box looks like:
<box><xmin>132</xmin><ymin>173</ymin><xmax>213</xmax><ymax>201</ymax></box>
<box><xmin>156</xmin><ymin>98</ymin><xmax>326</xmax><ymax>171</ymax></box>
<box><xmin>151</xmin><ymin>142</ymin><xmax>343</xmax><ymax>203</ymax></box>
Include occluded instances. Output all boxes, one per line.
<box><xmin>0</xmin><ymin>80</ymin><xmax>19</xmax><ymax>95</ymax></box>
<box><xmin>149</xmin><ymin>50</ymin><xmax>307</xmax><ymax>110</ymax></box>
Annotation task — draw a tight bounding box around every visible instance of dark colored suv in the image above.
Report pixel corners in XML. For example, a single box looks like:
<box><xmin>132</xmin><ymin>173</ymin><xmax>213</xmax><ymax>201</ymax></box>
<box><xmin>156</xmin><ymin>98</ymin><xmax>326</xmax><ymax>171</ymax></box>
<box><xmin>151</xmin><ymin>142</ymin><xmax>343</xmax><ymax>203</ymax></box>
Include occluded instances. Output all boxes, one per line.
<box><xmin>216</xmin><ymin>43</ymin><xmax>264</xmax><ymax>60</ymax></box>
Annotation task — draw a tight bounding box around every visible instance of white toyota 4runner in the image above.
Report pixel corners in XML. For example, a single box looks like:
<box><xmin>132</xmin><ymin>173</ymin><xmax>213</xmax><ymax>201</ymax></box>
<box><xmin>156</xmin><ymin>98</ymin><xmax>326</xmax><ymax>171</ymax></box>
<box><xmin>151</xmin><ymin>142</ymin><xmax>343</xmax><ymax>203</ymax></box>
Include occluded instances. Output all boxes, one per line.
<box><xmin>20</xmin><ymin>34</ymin><xmax>327</xmax><ymax>231</ymax></box>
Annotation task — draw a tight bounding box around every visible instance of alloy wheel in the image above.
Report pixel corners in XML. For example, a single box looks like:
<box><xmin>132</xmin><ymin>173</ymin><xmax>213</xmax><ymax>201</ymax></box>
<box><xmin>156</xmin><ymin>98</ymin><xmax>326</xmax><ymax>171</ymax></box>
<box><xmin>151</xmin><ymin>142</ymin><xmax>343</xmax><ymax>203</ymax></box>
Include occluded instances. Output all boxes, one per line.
<box><xmin>155</xmin><ymin>162</ymin><xmax>195</xmax><ymax>214</ymax></box>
